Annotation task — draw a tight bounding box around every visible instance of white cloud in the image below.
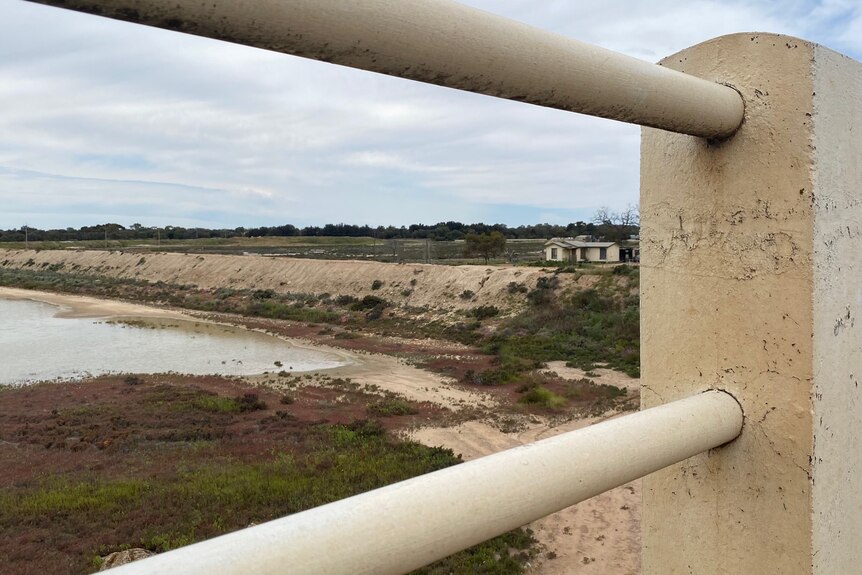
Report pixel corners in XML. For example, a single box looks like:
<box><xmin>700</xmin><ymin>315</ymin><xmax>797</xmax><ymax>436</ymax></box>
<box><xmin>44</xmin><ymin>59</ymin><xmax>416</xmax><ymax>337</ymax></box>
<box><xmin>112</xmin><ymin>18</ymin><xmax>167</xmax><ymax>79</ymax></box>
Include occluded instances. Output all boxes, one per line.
<box><xmin>0</xmin><ymin>0</ymin><xmax>858</xmax><ymax>229</ymax></box>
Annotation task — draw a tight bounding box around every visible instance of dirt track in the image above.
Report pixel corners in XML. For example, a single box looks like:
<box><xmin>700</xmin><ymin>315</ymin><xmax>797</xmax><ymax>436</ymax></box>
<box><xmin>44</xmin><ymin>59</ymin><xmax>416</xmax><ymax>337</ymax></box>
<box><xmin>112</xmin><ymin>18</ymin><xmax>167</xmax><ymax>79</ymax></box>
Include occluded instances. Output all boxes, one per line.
<box><xmin>0</xmin><ymin>249</ymin><xmax>578</xmax><ymax>311</ymax></box>
<box><xmin>413</xmin><ymin>411</ymin><xmax>641</xmax><ymax>574</ymax></box>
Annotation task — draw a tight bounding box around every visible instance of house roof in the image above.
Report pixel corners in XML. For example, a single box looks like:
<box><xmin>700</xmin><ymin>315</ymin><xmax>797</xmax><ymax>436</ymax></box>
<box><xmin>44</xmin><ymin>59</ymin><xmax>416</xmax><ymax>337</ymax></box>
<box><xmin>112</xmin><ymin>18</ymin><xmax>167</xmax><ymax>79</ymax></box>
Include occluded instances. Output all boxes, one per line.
<box><xmin>544</xmin><ymin>237</ymin><xmax>616</xmax><ymax>249</ymax></box>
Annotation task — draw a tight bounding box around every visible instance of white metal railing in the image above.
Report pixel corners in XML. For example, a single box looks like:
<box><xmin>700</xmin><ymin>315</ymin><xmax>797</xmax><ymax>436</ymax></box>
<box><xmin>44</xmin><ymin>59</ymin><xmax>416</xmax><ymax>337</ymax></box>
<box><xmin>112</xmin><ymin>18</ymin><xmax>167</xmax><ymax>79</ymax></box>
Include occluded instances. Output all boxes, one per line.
<box><xmin>103</xmin><ymin>391</ymin><xmax>742</xmax><ymax>575</ymax></box>
<box><xmin>26</xmin><ymin>0</ymin><xmax>744</xmax><ymax>139</ymax></box>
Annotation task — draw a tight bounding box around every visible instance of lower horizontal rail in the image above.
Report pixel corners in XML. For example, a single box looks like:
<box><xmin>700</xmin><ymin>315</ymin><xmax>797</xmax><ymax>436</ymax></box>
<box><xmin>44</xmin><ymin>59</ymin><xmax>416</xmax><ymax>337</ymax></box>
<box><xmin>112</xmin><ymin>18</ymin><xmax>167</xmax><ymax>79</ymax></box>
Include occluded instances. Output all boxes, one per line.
<box><xmin>104</xmin><ymin>390</ymin><xmax>742</xmax><ymax>575</ymax></box>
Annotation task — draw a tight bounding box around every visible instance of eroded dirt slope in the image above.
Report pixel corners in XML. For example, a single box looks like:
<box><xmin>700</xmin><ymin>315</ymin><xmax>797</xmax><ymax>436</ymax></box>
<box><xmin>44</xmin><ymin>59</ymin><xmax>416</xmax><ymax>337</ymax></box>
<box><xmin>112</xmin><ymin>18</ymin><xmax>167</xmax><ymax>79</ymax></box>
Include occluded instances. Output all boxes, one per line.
<box><xmin>0</xmin><ymin>249</ymin><xmax>573</xmax><ymax>311</ymax></box>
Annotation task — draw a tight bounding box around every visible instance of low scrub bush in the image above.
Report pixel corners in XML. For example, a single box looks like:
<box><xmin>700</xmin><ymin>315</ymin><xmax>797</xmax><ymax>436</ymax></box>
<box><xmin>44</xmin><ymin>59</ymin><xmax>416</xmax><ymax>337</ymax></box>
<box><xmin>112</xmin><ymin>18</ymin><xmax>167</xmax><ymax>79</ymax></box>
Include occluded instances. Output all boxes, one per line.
<box><xmin>367</xmin><ymin>398</ymin><xmax>419</xmax><ymax>417</ymax></box>
<box><xmin>123</xmin><ymin>376</ymin><xmax>143</xmax><ymax>386</ymax></box>
<box><xmin>470</xmin><ymin>305</ymin><xmax>500</xmax><ymax>320</ymax></box>
<box><xmin>350</xmin><ymin>295</ymin><xmax>387</xmax><ymax>311</ymax></box>
<box><xmin>235</xmin><ymin>393</ymin><xmax>267</xmax><ymax>412</ymax></box>
<box><xmin>506</xmin><ymin>281</ymin><xmax>528</xmax><ymax>294</ymax></box>
<box><xmin>518</xmin><ymin>386</ymin><xmax>567</xmax><ymax>409</ymax></box>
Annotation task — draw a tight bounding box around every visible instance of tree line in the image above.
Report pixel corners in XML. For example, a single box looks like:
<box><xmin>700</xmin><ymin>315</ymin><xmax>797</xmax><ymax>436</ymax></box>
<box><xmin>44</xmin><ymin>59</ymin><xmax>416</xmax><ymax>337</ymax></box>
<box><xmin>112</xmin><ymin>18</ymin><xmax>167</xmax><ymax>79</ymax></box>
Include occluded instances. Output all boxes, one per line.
<box><xmin>1</xmin><ymin>206</ymin><xmax>639</xmax><ymax>244</ymax></box>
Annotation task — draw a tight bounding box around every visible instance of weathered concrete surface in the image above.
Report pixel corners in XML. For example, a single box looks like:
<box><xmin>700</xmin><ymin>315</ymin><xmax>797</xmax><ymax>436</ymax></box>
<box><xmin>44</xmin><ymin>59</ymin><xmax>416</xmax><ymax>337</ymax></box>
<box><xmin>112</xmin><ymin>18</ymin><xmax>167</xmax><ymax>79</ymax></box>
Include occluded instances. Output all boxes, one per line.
<box><xmin>641</xmin><ymin>33</ymin><xmax>862</xmax><ymax>573</ymax></box>
<box><xmin>811</xmin><ymin>46</ymin><xmax>862</xmax><ymax>575</ymax></box>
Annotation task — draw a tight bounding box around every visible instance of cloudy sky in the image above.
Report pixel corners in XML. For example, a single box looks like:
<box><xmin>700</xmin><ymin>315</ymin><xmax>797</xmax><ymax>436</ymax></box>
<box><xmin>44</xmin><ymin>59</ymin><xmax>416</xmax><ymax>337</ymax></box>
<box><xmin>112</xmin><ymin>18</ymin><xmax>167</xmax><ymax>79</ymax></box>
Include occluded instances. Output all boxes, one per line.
<box><xmin>1</xmin><ymin>1</ymin><xmax>860</xmax><ymax>230</ymax></box>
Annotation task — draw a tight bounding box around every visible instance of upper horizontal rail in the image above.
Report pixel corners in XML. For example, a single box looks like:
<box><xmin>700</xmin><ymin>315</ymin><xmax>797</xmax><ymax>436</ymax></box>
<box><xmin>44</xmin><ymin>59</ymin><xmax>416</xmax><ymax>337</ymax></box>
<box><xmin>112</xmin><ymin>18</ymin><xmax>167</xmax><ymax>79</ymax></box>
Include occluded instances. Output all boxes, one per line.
<box><xmin>26</xmin><ymin>0</ymin><xmax>745</xmax><ymax>139</ymax></box>
<box><xmin>103</xmin><ymin>390</ymin><xmax>742</xmax><ymax>575</ymax></box>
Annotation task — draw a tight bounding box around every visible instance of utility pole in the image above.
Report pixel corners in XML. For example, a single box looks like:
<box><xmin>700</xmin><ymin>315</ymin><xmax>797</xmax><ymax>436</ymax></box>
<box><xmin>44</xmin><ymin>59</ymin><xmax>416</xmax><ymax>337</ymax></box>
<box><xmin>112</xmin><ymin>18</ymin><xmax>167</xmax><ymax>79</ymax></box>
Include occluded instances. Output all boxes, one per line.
<box><xmin>24</xmin><ymin>224</ymin><xmax>28</xmax><ymax>250</ymax></box>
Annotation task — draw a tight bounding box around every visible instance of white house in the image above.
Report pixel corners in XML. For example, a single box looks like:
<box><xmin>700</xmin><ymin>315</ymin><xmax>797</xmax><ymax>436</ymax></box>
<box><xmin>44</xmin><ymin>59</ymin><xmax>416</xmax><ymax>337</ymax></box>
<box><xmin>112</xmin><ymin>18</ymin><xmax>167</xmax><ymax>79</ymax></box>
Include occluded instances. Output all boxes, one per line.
<box><xmin>543</xmin><ymin>236</ymin><xmax>620</xmax><ymax>263</ymax></box>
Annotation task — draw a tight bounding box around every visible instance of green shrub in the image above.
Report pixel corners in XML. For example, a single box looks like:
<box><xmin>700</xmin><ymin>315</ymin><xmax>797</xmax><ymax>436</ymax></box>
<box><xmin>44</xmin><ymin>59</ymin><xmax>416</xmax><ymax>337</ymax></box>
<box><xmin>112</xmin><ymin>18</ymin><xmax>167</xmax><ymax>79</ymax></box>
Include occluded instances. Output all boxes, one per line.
<box><xmin>351</xmin><ymin>295</ymin><xmax>387</xmax><ymax>311</ymax></box>
<box><xmin>526</xmin><ymin>276</ymin><xmax>559</xmax><ymax>305</ymax></box>
<box><xmin>123</xmin><ymin>375</ymin><xmax>143</xmax><ymax>386</ymax></box>
<box><xmin>371</xmin><ymin>279</ymin><xmax>384</xmax><ymax>290</ymax></box>
<box><xmin>518</xmin><ymin>386</ymin><xmax>567</xmax><ymax>409</ymax></box>
<box><xmin>333</xmin><ymin>331</ymin><xmax>361</xmax><ymax>339</ymax></box>
<box><xmin>335</xmin><ymin>294</ymin><xmax>358</xmax><ymax>305</ymax></box>
<box><xmin>235</xmin><ymin>393</ymin><xmax>267</xmax><ymax>412</ymax></box>
<box><xmin>193</xmin><ymin>395</ymin><xmax>240</xmax><ymax>413</ymax></box>
<box><xmin>214</xmin><ymin>287</ymin><xmax>237</xmax><ymax>299</ymax></box>
<box><xmin>367</xmin><ymin>398</ymin><xmax>419</xmax><ymax>417</ymax></box>
<box><xmin>491</xmin><ymin>278</ymin><xmax>640</xmax><ymax>378</ymax></box>
<box><xmin>470</xmin><ymin>305</ymin><xmax>500</xmax><ymax>320</ymax></box>
<box><xmin>252</xmin><ymin>289</ymin><xmax>276</xmax><ymax>300</ymax></box>
<box><xmin>365</xmin><ymin>304</ymin><xmax>386</xmax><ymax>321</ymax></box>
<box><xmin>506</xmin><ymin>282</ymin><xmax>528</xmax><ymax>294</ymax></box>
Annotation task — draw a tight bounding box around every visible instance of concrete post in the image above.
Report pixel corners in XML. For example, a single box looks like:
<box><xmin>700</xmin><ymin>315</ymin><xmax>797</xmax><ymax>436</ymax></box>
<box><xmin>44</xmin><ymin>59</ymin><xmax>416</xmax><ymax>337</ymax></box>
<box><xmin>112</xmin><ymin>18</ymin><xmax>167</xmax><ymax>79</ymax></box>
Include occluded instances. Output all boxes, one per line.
<box><xmin>641</xmin><ymin>33</ymin><xmax>862</xmax><ymax>574</ymax></box>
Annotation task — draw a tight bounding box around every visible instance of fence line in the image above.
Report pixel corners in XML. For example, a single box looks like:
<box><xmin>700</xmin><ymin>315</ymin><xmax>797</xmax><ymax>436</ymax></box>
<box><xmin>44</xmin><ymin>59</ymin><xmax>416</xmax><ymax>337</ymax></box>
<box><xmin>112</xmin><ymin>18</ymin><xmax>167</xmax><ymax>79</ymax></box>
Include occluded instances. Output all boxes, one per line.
<box><xmin>27</xmin><ymin>0</ymin><xmax>744</xmax><ymax>138</ymax></box>
<box><xmin>104</xmin><ymin>390</ymin><xmax>742</xmax><ymax>575</ymax></box>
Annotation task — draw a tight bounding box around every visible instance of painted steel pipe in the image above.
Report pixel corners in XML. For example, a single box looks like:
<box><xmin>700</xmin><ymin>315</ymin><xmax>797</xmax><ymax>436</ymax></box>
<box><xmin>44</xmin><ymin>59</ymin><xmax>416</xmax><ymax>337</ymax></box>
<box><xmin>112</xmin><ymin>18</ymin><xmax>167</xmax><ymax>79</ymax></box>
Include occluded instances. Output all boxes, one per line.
<box><xmin>25</xmin><ymin>0</ymin><xmax>744</xmax><ymax>139</ymax></box>
<box><xmin>103</xmin><ymin>390</ymin><xmax>742</xmax><ymax>575</ymax></box>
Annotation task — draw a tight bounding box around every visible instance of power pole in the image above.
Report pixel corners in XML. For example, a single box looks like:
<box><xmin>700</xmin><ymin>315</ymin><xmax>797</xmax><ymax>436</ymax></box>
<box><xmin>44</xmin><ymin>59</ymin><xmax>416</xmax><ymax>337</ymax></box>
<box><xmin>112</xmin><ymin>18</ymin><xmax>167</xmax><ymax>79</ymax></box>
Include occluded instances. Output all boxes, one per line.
<box><xmin>24</xmin><ymin>224</ymin><xmax>28</xmax><ymax>250</ymax></box>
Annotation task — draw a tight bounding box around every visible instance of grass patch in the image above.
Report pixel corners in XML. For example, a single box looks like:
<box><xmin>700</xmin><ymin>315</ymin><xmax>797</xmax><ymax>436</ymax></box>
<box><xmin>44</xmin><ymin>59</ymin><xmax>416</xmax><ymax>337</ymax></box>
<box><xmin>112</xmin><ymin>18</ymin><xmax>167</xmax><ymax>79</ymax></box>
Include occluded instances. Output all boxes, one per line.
<box><xmin>367</xmin><ymin>397</ymin><xmax>420</xmax><ymax>417</ymax></box>
<box><xmin>517</xmin><ymin>386</ymin><xmax>567</xmax><ymax>409</ymax></box>
<box><xmin>3</xmin><ymin>479</ymin><xmax>149</xmax><ymax>517</ymax></box>
<box><xmin>192</xmin><ymin>395</ymin><xmax>241</xmax><ymax>413</ymax></box>
<box><xmin>0</xmin><ymin>380</ymin><xmax>537</xmax><ymax>575</ymax></box>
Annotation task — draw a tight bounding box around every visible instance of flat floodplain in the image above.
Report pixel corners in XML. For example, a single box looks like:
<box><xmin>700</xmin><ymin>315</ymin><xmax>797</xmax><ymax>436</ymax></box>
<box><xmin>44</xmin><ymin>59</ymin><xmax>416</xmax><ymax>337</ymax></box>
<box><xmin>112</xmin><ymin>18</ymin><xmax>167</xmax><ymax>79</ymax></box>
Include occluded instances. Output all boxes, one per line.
<box><xmin>0</xmin><ymin>375</ymin><xmax>500</xmax><ymax>575</ymax></box>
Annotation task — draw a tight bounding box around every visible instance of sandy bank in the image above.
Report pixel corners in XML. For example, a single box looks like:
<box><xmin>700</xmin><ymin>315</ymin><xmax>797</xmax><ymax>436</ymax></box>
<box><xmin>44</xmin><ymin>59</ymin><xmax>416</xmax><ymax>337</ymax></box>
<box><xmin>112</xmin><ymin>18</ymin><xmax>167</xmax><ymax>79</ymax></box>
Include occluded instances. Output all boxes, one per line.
<box><xmin>0</xmin><ymin>287</ymin><xmax>189</xmax><ymax>320</ymax></box>
<box><xmin>0</xmin><ymin>249</ymin><xmax>580</xmax><ymax>312</ymax></box>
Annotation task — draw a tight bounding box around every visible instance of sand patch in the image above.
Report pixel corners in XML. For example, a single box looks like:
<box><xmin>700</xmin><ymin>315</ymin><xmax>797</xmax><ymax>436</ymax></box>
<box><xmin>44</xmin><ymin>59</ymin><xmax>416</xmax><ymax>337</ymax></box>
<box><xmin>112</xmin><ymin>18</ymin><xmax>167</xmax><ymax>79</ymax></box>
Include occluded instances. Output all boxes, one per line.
<box><xmin>0</xmin><ymin>286</ymin><xmax>189</xmax><ymax>320</ymax></box>
<box><xmin>413</xmin><ymin>415</ymin><xmax>641</xmax><ymax>575</ymax></box>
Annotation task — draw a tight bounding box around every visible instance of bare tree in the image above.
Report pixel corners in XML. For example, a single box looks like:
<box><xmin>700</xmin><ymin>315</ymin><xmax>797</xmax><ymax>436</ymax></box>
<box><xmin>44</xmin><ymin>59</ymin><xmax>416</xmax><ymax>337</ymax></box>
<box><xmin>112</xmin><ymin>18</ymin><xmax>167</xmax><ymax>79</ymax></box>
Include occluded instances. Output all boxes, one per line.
<box><xmin>618</xmin><ymin>203</ymin><xmax>640</xmax><ymax>227</ymax></box>
<box><xmin>592</xmin><ymin>204</ymin><xmax>640</xmax><ymax>241</ymax></box>
<box><xmin>593</xmin><ymin>206</ymin><xmax>613</xmax><ymax>226</ymax></box>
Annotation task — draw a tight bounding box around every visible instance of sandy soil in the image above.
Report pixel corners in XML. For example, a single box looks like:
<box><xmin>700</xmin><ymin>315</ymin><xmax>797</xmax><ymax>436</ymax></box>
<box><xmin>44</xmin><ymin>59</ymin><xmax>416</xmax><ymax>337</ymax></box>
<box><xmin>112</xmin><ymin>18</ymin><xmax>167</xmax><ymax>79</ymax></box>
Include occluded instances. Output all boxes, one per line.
<box><xmin>256</xmin><ymin>350</ymin><xmax>498</xmax><ymax>413</ymax></box>
<box><xmin>414</xmin><ymin>417</ymin><xmax>641</xmax><ymax>575</ymax></box>
<box><xmin>0</xmin><ymin>249</ymin><xmax>581</xmax><ymax>312</ymax></box>
<box><xmin>0</xmin><ymin>286</ymin><xmax>189</xmax><ymax>320</ymax></box>
<box><xmin>543</xmin><ymin>361</ymin><xmax>640</xmax><ymax>393</ymax></box>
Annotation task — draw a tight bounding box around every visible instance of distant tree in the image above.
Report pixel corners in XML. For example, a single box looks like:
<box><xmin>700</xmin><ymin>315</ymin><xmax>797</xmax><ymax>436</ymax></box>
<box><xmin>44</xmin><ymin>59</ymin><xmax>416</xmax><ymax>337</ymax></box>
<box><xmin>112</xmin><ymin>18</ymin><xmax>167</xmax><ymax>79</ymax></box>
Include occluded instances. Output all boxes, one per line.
<box><xmin>464</xmin><ymin>231</ymin><xmax>506</xmax><ymax>263</ymax></box>
<box><xmin>592</xmin><ymin>204</ymin><xmax>640</xmax><ymax>242</ymax></box>
<box><xmin>592</xmin><ymin>207</ymin><xmax>613</xmax><ymax>226</ymax></box>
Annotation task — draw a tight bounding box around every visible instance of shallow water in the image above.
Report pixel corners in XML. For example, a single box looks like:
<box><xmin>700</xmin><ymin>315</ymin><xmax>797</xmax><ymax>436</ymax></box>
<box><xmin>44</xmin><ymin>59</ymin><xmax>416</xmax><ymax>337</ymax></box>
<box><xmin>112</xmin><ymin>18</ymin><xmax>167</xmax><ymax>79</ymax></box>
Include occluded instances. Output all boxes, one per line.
<box><xmin>0</xmin><ymin>298</ymin><xmax>348</xmax><ymax>385</ymax></box>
